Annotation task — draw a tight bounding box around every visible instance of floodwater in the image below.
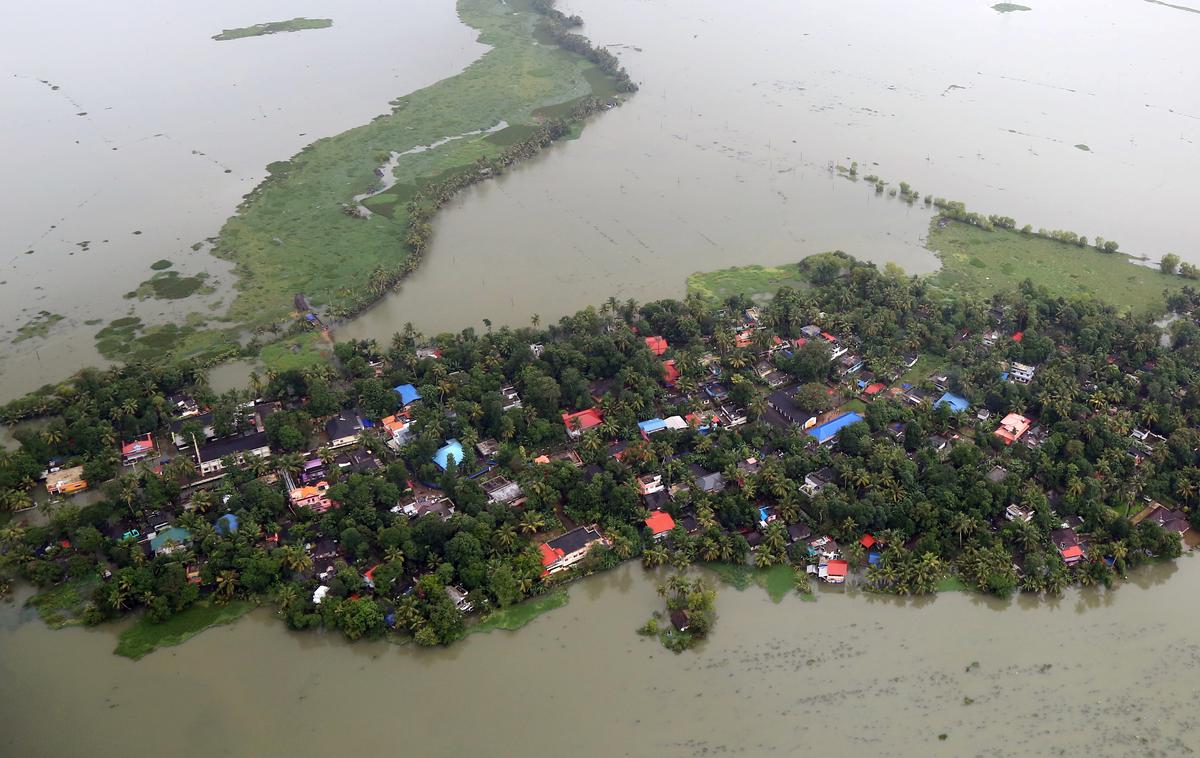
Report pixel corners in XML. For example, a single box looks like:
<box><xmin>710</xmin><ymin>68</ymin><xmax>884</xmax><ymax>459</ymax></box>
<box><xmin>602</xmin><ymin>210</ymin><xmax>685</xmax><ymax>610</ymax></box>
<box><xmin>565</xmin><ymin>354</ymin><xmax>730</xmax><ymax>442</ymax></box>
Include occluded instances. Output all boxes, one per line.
<box><xmin>0</xmin><ymin>0</ymin><xmax>486</xmax><ymax>402</ymax></box>
<box><xmin>342</xmin><ymin>0</ymin><xmax>1200</xmax><ymax>339</ymax></box>
<box><xmin>3</xmin><ymin>560</ymin><xmax>1199</xmax><ymax>756</ymax></box>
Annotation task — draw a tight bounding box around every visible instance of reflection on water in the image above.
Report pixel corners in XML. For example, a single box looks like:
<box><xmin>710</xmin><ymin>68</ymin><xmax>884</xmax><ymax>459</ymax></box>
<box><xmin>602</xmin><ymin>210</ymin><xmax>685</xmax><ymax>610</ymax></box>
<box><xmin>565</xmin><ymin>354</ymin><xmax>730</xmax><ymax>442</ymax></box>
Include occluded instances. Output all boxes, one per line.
<box><xmin>2</xmin><ymin>559</ymin><xmax>1199</xmax><ymax>756</ymax></box>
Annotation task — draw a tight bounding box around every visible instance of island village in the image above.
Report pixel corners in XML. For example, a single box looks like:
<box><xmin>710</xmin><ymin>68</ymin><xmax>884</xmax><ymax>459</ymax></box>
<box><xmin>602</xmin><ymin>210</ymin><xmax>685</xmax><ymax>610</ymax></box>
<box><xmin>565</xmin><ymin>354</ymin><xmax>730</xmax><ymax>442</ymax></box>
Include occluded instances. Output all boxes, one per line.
<box><xmin>4</xmin><ymin>254</ymin><xmax>1198</xmax><ymax>646</ymax></box>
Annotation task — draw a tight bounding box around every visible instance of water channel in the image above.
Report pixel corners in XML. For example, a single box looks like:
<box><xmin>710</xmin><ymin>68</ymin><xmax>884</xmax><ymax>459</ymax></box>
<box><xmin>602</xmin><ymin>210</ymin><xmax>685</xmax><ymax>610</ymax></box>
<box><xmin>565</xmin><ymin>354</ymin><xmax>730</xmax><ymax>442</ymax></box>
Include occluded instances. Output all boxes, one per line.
<box><xmin>2</xmin><ymin>560</ymin><xmax>1198</xmax><ymax>756</ymax></box>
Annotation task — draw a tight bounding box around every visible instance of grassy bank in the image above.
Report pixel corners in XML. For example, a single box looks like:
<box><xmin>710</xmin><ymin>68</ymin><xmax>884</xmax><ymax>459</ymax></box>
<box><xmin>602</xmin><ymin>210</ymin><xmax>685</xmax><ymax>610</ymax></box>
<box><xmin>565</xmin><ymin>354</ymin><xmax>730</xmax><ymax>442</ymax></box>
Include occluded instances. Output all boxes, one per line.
<box><xmin>687</xmin><ymin>264</ymin><xmax>808</xmax><ymax>302</ymax></box>
<box><xmin>114</xmin><ymin>600</ymin><xmax>254</xmax><ymax>660</ymax></box>
<box><xmin>213</xmin><ymin>18</ymin><xmax>332</xmax><ymax>41</ymax></box>
<box><xmin>467</xmin><ymin>589</ymin><xmax>568</xmax><ymax>635</ymax></box>
<box><xmin>213</xmin><ymin>0</ymin><xmax>624</xmax><ymax>331</ymax></box>
<box><xmin>927</xmin><ymin>219</ymin><xmax>1183</xmax><ymax>314</ymax></box>
<box><xmin>27</xmin><ymin>577</ymin><xmax>99</xmax><ymax>629</ymax></box>
<box><xmin>705</xmin><ymin>562</ymin><xmax>795</xmax><ymax>603</ymax></box>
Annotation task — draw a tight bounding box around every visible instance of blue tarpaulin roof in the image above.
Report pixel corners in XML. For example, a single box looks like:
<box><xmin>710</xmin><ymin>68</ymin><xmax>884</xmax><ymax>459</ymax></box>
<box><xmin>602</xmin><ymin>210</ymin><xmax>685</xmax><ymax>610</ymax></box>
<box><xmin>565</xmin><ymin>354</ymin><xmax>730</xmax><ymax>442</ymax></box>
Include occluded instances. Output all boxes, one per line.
<box><xmin>638</xmin><ymin>418</ymin><xmax>667</xmax><ymax>435</ymax></box>
<box><xmin>393</xmin><ymin>384</ymin><xmax>422</xmax><ymax>406</ymax></box>
<box><xmin>868</xmin><ymin>551</ymin><xmax>881</xmax><ymax>565</ymax></box>
<box><xmin>807</xmin><ymin>412</ymin><xmax>863</xmax><ymax>444</ymax></box>
<box><xmin>433</xmin><ymin>439</ymin><xmax>464</xmax><ymax>471</ymax></box>
<box><xmin>215</xmin><ymin>513</ymin><xmax>239</xmax><ymax>535</ymax></box>
<box><xmin>935</xmin><ymin>392</ymin><xmax>970</xmax><ymax>413</ymax></box>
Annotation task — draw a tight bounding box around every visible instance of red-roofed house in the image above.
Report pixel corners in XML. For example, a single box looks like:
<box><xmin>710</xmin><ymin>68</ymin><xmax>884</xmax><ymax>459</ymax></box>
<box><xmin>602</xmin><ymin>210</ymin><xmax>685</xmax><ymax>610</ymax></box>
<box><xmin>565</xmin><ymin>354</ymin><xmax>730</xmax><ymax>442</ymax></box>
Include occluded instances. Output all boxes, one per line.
<box><xmin>1012</xmin><ymin>331</ymin><xmax>1024</xmax><ymax>342</ymax></box>
<box><xmin>562</xmin><ymin>408</ymin><xmax>603</xmax><ymax>439</ymax></box>
<box><xmin>822</xmin><ymin>560</ymin><xmax>849</xmax><ymax>584</ymax></box>
<box><xmin>1060</xmin><ymin>544</ymin><xmax>1083</xmax><ymax>566</ymax></box>
<box><xmin>121</xmin><ymin>433</ymin><xmax>157</xmax><ymax>465</ymax></box>
<box><xmin>662</xmin><ymin>360</ymin><xmax>681</xmax><ymax>387</ymax></box>
<box><xmin>863</xmin><ymin>383</ymin><xmax>886</xmax><ymax>397</ymax></box>
<box><xmin>994</xmin><ymin>413</ymin><xmax>1033</xmax><ymax>445</ymax></box>
<box><xmin>645</xmin><ymin>336</ymin><xmax>669</xmax><ymax>356</ymax></box>
<box><xmin>645</xmin><ymin>511</ymin><xmax>676</xmax><ymax>540</ymax></box>
<box><xmin>860</xmin><ymin>534</ymin><xmax>877</xmax><ymax>549</ymax></box>
<box><xmin>539</xmin><ymin>524</ymin><xmax>607</xmax><ymax>575</ymax></box>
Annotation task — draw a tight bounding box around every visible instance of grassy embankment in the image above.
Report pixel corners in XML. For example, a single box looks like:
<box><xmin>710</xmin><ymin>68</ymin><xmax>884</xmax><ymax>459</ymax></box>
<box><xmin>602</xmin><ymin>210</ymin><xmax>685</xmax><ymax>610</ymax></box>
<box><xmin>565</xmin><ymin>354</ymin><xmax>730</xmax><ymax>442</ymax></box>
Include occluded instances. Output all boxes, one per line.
<box><xmin>212</xmin><ymin>18</ymin><xmax>333</xmax><ymax>41</ymax></box>
<box><xmin>687</xmin><ymin>218</ymin><xmax>1185</xmax><ymax>315</ymax></box>
<box><xmin>705</xmin><ymin>563</ymin><xmax>799</xmax><ymax>603</ymax></box>
<box><xmin>114</xmin><ymin>600</ymin><xmax>254</xmax><ymax>660</ymax></box>
<box><xmin>202</xmin><ymin>0</ymin><xmax>622</xmax><ymax>369</ymax></box>
<box><xmin>467</xmin><ymin>589</ymin><xmax>568</xmax><ymax>635</ymax></box>
<box><xmin>926</xmin><ymin>219</ymin><xmax>1184</xmax><ymax>314</ymax></box>
<box><xmin>26</xmin><ymin>577</ymin><xmax>100</xmax><ymax>628</ymax></box>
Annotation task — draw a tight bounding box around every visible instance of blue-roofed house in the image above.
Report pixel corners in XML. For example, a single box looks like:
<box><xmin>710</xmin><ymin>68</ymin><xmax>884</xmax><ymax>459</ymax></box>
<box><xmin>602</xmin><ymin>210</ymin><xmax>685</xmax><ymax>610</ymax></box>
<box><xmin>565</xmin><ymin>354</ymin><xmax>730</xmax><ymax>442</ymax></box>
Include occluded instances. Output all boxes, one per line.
<box><xmin>215</xmin><ymin>513</ymin><xmax>239</xmax><ymax>535</ymax></box>
<box><xmin>393</xmin><ymin>384</ymin><xmax>422</xmax><ymax>407</ymax></box>
<box><xmin>149</xmin><ymin>526</ymin><xmax>191</xmax><ymax>555</ymax></box>
<box><xmin>433</xmin><ymin>439</ymin><xmax>465</xmax><ymax>471</ymax></box>
<box><xmin>638</xmin><ymin>418</ymin><xmax>668</xmax><ymax>438</ymax></box>
<box><xmin>935</xmin><ymin>392</ymin><xmax>970</xmax><ymax>414</ymax></box>
<box><xmin>807</xmin><ymin>412</ymin><xmax>864</xmax><ymax>444</ymax></box>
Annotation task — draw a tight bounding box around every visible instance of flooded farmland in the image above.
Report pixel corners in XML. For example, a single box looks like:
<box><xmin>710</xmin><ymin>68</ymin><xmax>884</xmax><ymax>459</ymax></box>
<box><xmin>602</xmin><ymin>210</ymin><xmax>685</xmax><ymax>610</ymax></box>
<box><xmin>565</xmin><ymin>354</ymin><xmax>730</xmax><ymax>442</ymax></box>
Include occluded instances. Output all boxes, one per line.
<box><xmin>3</xmin><ymin>561</ymin><xmax>1200</xmax><ymax>756</ymax></box>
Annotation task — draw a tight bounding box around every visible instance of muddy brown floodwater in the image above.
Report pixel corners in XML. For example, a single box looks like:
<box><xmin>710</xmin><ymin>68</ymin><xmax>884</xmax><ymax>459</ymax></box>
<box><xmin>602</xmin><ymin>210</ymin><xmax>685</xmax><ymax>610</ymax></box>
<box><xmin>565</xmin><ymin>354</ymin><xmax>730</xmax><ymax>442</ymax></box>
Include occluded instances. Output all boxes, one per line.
<box><xmin>2</xmin><ymin>560</ymin><xmax>1199</xmax><ymax>756</ymax></box>
<box><xmin>342</xmin><ymin>0</ymin><xmax>1199</xmax><ymax>340</ymax></box>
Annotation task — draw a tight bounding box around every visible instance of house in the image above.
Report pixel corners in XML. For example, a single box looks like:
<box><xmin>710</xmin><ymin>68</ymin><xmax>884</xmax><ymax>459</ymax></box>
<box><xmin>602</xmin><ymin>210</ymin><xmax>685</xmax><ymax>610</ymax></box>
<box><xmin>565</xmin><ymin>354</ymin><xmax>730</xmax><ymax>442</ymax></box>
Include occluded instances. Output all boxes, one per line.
<box><xmin>808</xmin><ymin>412</ymin><xmax>863</xmax><ymax>445</ymax></box>
<box><xmin>1137</xmin><ymin>503</ymin><xmax>1191</xmax><ymax>541</ymax></box>
<box><xmin>393</xmin><ymin>494</ymin><xmax>455</xmax><ymax>520</ymax></box>
<box><xmin>335</xmin><ymin>449</ymin><xmax>382</xmax><ymax>475</ymax></box>
<box><xmin>170</xmin><ymin>412</ymin><xmax>216</xmax><ymax>448</ymax></box>
<box><xmin>931</xmin><ymin>373</ymin><xmax>950</xmax><ymax>391</ymax></box>
<box><xmin>662</xmin><ymin>360</ymin><xmax>681</xmax><ymax>387</ymax></box>
<box><xmin>291</xmin><ymin>481</ymin><xmax>333</xmax><ymax>513</ymax></box>
<box><xmin>688</xmin><ymin>464</ymin><xmax>726</xmax><ymax>494</ymax></box>
<box><xmin>662</xmin><ymin>416</ymin><xmax>688</xmax><ymax>432</ymax></box>
<box><xmin>167</xmin><ymin>393</ymin><xmax>202</xmax><ymax>419</ymax></box>
<box><xmin>499</xmin><ymin>385</ymin><xmax>522</xmax><ymax>411</ymax></box>
<box><xmin>121</xmin><ymin>433</ymin><xmax>157</xmax><ymax>466</ymax></box>
<box><xmin>982</xmin><ymin>330</ymin><xmax>1000</xmax><ymax>348</ymax></box>
<box><xmin>994</xmin><ymin>413</ymin><xmax>1033</xmax><ymax>445</ymax></box>
<box><xmin>802</xmin><ymin>467</ymin><xmax>836</xmax><ymax>497</ymax></box>
<box><xmin>838</xmin><ymin>353</ymin><xmax>864</xmax><ymax>374</ymax></box>
<box><xmin>45</xmin><ymin>465</ymin><xmax>87</xmax><ymax>495</ymax></box>
<box><xmin>148</xmin><ymin>526</ymin><xmax>191</xmax><ymax>557</ymax></box>
<box><xmin>1051</xmin><ymin>526</ymin><xmax>1083</xmax><ymax>566</ymax></box>
<box><xmin>645</xmin><ymin>335</ymin><xmax>669</xmax><ymax>356</ymax></box>
<box><xmin>807</xmin><ymin>535</ymin><xmax>841</xmax><ymax>560</ymax></box>
<box><xmin>300</xmin><ymin>457</ymin><xmax>327</xmax><ymax>485</ymax></box>
<box><xmin>934</xmin><ymin>392</ymin><xmax>969</xmax><ymax>414</ymax></box>
<box><xmin>1005</xmin><ymin>503</ymin><xmax>1035</xmax><ymax>523</ymax></box>
<box><xmin>638</xmin><ymin>418</ymin><xmax>668</xmax><ymax>438</ymax></box>
<box><xmin>717</xmin><ymin>404</ymin><xmax>748</xmax><ymax>428</ymax></box>
<box><xmin>643</xmin><ymin>489</ymin><xmax>671</xmax><ymax>511</ymax></box>
<box><xmin>381</xmin><ymin>414</ymin><xmax>413</xmax><ymax>451</ymax></box>
<box><xmin>539</xmin><ymin>524</ymin><xmax>608</xmax><ymax>575</ymax></box>
<box><xmin>416</xmin><ymin>347</ymin><xmax>441</xmax><ymax>360</ymax></box>
<box><xmin>928</xmin><ymin>435</ymin><xmax>951</xmax><ymax>455</ymax></box>
<box><xmin>393</xmin><ymin>383</ymin><xmax>422</xmax><ymax>407</ymax></box>
<box><xmin>669</xmin><ymin>609</ymin><xmax>690</xmax><ymax>632</ymax></box>
<box><xmin>476</xmin><ymin>438</ymin><xmax>501</xmax><ymax>458</ymax></box>
<box><xmin>562</xmin><ymin>408</ymin><xmax>603</xmax><ymax>439</ymax></box>
<box><xmin>638</xmin><ymin>473</ymin><xmax>665</xmax><ymax>495</ymax></box>
<box><xmin>766</xmin><ymin>387</ymin><xmax>819</xmax><ymax>430</ymax></box>
<box><xmin>886</xmin><ymin>421</ymin><xmax>907</xmax><ymax>440</ymax></box>
<box><xmin>902</xmin><ymin>353</ymin><xmax>919</xmax><ymax>369</ymax></box>
<box><xmin>788</xmin><ymin>523</ymin><xmax>813</xmax><ymax>544</ymax></box>
<box><xmin>325</xmin><ymin>411</ymin><xmax>365</xmax><ymax>449</ymax></box>
<box><xmin>1010</xmin><ymin>362</ymin><xmax>1037</xmax><ymax>384</ymax></box>
<box><xmin>194</xmin><ymin>431</ymin><xmax>272</xmax><ymax>476</ymax></box>
<box><xmin>445</xmin><ymin>585</ymin><xmax>473</xmax><ymax>613</ymax></box>
<box><xmin>481</xmin><ymin>475</ymin><xmax>523</xmax><ymax>505</ymax></box>
<box><xmin>645</xmin><ymin>511</ymin><xmax>676</xmax><ymax>540</ymax></box>
<box><xmin>976</xmin><ymin>408</ymin><xmax>992</xmax><ymax>422</ymax></box>
<box><xmin>986</xmin><ymin>466</ymin><xmax>1010</xmax><ymax>484</ymax></box>
<box><xmin>433</xmin><ymin>439</ymin><xmax>465</xmax><ymax>471</ymax></box>
<box><xmin>820</xmin><ymin>560</ymin><xmax>849</xmax><ymax>584</ymax></box>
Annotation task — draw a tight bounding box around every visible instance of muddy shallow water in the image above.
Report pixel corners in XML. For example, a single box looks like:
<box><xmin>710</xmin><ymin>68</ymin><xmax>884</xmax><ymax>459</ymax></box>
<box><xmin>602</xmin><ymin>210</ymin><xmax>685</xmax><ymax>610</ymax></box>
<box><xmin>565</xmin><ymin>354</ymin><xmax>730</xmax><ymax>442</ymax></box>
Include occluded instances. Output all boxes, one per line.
<box><xmin>2</xmin><ymin>560</ymin><xmax>1198</xmax><ymax>756</ymax></box>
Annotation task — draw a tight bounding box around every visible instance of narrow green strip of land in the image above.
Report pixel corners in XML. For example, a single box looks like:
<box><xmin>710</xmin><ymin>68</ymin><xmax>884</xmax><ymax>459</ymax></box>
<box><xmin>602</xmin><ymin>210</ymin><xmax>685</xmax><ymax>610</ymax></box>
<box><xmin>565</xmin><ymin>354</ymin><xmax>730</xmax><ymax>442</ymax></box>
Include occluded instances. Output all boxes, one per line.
<box><xmin>114</xmin><ymin>600</ymin><xmax>253</xmax><ymax>660</ymax></box>
<box><xmin>213</xmin><ymin>18</ymin><xmax>333</xmax><ymax>41</ymax></box>
<box><xmin>467</xmin><ymin>589</ymin><xmax>568</xmax><ymax>634</ymax></box>
<box><xmin>212</xmin><ymin>0</ymin><xmax>623</xmax><ymax>330</ymax></box>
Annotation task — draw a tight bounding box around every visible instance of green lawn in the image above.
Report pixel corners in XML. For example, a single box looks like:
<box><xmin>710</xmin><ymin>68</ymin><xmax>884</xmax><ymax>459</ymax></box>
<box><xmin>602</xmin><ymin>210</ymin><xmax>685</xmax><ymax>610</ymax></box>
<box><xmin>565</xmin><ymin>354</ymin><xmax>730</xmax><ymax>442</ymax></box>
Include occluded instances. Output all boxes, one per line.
<box><xmin>936</xmin><ymin>575</ymin><xmax>969</xmax><ymax>593</ymax></box>
<box><xmin>467</xmin><ymin>589</ymin><xmax>568</xmax><ymax>635</ymax></box>
<box><xmin>114</xmin><ymin>600</ymin><xmax>254</xmax><ymax>660</ymax></box>
<box><xmin>927</xmin><ymin>220</ymin><xmax>1183</xmax><ymax>314</ymax></box>
<box><xmin>259</xmin><ymin>333</ymin><xmax>329</xmax><ymax>373</ymax></box>
<box><xmin>212</xmin><ymin>0</ymin><xmax>622</xmax><ymax>330</ymax></box>
<box><xmin>687</xmin><ymin>264</ymin><xmax>809</xmax><ymax>302</ymax></box>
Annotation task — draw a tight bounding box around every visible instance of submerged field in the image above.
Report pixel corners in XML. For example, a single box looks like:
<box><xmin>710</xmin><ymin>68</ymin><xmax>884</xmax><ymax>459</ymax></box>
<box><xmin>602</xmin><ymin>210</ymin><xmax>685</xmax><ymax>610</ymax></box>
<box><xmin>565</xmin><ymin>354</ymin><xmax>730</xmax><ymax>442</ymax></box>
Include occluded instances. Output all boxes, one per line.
<box><xmin>926</xmin><ymin>220</ymin><xmax>1183</xmax><ymax>314</ymax></box>
<box><xmin>686</xmin><ymin>264</ymin><xmax>809</xmax><ymax>303</ymax></box>
<box><xmin>213</xmin><ymin>0</ymin><xmax>622</xmax><ymax>331</ymax></box>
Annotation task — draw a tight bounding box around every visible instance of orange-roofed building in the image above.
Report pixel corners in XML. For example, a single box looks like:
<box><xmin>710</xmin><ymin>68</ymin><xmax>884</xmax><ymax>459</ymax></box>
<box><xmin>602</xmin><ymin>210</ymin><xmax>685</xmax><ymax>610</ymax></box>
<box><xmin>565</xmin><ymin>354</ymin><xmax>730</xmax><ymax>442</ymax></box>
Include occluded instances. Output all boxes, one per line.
<box><xmin>46</xmin><ymin>465</ymin><xmax>87</xmax><ymax>496</ymax></box>
<box><xmin>662</xmin><ymin>359</ymin><xmax>681</xmax><ymax>386</ymax></box>
<box><xmin>823</xmin><ymin>560</ymin><xmax>849</xmax><ymax>584</ymax></box>
<box><xmin>994</xmin><ymin>413</ymin><xmax>1033</xmax><ymax>445</ymax></box>
<box><xmin>860</xmin><ymin>534</ymin><xmax>876</xmax><ymax>549</ymax></box>
<box><xmin>864</xmin><ymin>382</ymin><xmax>886</xmax><ymax>397</ymax></box>
<box><xmin>381</xmin><ymin>414</ymin><xmax>413</xmax><ymax>449</ymax></box>
<box><xmin>539</xmin><ymin>524</ymin><xmax>607</xmax><ymax>575</ymax></box>
<box><xmin>645</xmin><ymin>511</ymin><xmax>676</xmax><ymax>540</ymax></box>
<box><xmin>291</xmin><ymin>481</ymin><xmax>333</xmax><ymax>513</ymax></box>
<box><xmin>121</xmin><ymin>433</ymin><xmax>157</xmax><ymax>465</ymax></box>
<box><xmin>645</xmin><ymin>335</ymin><xmax>669</xmax><ymax>356</ymax></box>
<box><xmin>1060</xmin><ymin>544</ymin><xmax>1083</xmax><ymax>566</ymax></box>
<box><xmin>562</xmin><ymin>408</ymin><xmax>603</xmax><ymax>439</ymax></box>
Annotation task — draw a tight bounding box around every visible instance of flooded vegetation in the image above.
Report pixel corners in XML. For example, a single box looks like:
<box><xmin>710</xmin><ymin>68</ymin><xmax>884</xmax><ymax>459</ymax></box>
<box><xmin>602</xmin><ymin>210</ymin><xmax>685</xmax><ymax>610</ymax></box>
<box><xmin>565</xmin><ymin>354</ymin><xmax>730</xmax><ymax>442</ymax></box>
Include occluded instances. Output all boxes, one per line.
<box><xmin>212</xmin><ymin>18</ymin><xmax>333</xmax><ymax>42</ymax></box>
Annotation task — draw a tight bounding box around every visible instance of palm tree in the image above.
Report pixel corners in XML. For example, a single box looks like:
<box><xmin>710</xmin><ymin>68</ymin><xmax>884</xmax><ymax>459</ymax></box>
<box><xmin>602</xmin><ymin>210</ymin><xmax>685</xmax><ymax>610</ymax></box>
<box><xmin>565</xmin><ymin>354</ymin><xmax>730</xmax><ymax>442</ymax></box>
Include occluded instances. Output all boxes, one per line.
<box><xmin>519</xmin><ymin>511</ymin><xmax>546</xmax><ymax>536</ymax></box>
<box><xmin>280</xmin><ymin>545</ymin><xmax>312</xmax><ymax>574</ymax></box>
<box><xmin>642</xmin><ymin>544</ymin><xmax>669</xmax><ymax>569</ymax></box>
<box><xmin>215</xmin><ymin>570</ymin><xmax>239</xmax><ymax>601</ymax></box>
<box><xmin>494</xmin><ymin>524</ymin><xmax>519</xmax><ymax>554</ymax></box>
<box><xmin>277</xmin><ymin>453</ymin><xmax>304</xmax><ymax>479</ymax></box>
<box><xmin>277</xmin><ymin>584</ymin><xmax>299</xmax><ymax>613</ymax></box>
<box><xmin>118</xmin><ymin>475</ymin><xmax>141</xmax><ymax>517</ymax></box>
<box><xmin>384</xmin><ymin>546</ymin><xmax>405</xmax><ymax>566</ymax></box>
<box><xmin>40</xmin><ymin>428</ymin><xmax>64</xmax><ymax>448</ymax></box>
<box><xmin>190</xmin><ymin>490</ymin><xmax>216</xmax><ymax>514</ymax></box>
